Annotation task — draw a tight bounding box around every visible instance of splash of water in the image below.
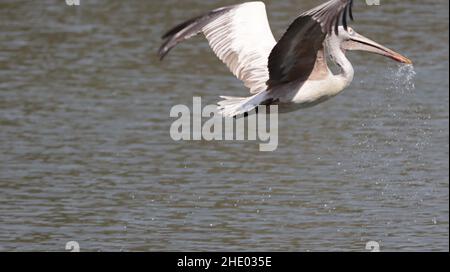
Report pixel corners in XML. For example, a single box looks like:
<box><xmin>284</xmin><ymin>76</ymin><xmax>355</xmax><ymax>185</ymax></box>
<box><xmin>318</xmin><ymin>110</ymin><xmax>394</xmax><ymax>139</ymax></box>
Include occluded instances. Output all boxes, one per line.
<box><xmin>387</xmin><ymin>64</ymin><xmax>416</xmax><ymax>93</ymax></box>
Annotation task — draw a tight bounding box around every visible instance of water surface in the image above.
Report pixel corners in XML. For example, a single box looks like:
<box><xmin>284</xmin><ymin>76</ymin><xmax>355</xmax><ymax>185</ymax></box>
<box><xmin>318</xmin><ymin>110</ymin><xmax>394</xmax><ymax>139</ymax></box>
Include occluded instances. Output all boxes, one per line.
<box><xmin>0</xmin><ymin>0</ymin><xmax>448</xmax><ymax>251</ymax></box>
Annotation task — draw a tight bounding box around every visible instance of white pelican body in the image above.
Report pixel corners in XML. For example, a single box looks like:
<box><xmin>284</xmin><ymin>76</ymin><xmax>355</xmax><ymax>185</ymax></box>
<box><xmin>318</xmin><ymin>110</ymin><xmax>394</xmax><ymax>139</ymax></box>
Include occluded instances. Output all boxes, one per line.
<box><xmin>238</xmin><ymin>66</ymin><xmax>352</xmax><ymax>114</ymax></box>
<box><xmin>159</xmin><ymin>1</ymin><xmax>411</xmax><ymax>117</ymax></box>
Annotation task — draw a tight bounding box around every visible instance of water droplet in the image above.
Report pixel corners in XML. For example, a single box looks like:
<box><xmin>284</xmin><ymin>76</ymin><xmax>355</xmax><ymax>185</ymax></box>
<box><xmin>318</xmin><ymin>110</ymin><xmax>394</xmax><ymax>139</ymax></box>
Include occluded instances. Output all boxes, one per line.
<box><xmin>388</xmin><ymin>64</ymin><xmax>416</xmax><ymax>93</ymax></box>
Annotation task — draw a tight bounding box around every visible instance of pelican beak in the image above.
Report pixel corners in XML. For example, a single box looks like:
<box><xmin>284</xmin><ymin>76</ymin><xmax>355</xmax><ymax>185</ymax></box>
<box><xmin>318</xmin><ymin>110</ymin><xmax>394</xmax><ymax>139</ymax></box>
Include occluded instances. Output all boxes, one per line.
<box><xmin>343</xmin><ymin>32</ymin><xmax>413</xmax><ymax>65</ymax></box>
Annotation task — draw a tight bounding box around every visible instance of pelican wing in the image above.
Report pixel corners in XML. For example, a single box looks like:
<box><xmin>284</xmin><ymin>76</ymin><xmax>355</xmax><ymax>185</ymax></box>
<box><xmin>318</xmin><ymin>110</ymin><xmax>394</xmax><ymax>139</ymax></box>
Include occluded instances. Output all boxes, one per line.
<box><xmin>267</xmin><ymin>0</ymin><xmax>354</xmax><ymax>88</ymax></box>
<box><xmin>159</xmin><ymin>2</ymin><xmax>277</xmax><ymax>94</ymax></box>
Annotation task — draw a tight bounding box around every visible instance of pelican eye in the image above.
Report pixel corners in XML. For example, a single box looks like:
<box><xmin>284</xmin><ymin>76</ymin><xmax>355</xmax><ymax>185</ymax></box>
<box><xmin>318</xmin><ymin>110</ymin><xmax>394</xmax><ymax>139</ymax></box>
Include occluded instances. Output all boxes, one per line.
<box><xmin>347</xmin><ymin>28</ymin><xmax>355</xmax><ymax>35</ymax></box>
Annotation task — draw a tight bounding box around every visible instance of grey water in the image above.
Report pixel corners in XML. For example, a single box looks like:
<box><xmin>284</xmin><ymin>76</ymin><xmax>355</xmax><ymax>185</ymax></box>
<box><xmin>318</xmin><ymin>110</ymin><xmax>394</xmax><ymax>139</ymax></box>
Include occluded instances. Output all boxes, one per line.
<box><xmin>0</xmin><ymin>0</ymin><xmax>448</xmax><ymax>252</ymax></box>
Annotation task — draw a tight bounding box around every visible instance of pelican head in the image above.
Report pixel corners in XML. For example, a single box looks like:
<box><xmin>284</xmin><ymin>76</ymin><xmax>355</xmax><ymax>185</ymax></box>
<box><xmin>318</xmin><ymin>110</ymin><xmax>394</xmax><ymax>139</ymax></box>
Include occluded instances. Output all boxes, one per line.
<box><xmin>332</xmin><ymin>26</ymin><xmax>413</xmax><ymax>65</ymax></box>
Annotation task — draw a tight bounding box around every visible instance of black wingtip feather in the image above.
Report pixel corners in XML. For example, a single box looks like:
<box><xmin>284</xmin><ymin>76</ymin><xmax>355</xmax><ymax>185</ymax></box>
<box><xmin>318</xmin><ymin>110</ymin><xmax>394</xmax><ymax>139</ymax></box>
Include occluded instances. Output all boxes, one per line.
<box><xmin>158</xmin><ymin>6</ymin><xmax>234</xmax><ymax>60</ymax></box>
<box><xmin>349</xmin><ymin>0</ymin><xmax>354</xmax><ymax>21</ymax></box>
<box><xmin>337</xmin><ymin>0</ymin><xmax>354</xmax><ymax>34</ymax></box>
<box><xmin>319</xmin><ymin>0</ymin><xmax>355</xmax><ymax>35</ymax></box>
<box><xmin>161</xmin><ymin>15</ymin><xmax>203</xmax><ymax>40</ymax></box>
<box><xmin>343</xmin><ymin>4</ymin><xmax>349</xmax><ymax>30</ymax></box>
<box><xmin>334</xmin><ymin>12</ymin><xmax>340</xmax><ymax>35</ymax></box>
<box><xmin>158</xmin><ymin>42</ymin><xmax>170</xmax><ymax>61</ymax></box>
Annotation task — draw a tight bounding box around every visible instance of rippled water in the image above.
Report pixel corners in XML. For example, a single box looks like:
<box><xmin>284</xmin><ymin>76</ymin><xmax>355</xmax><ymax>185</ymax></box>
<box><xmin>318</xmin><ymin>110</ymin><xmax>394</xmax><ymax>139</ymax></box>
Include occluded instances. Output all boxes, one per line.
<box><xmin>0</xmin><ymin>0</ymin><xmax>448</xmax><ymax>252</ymax></box>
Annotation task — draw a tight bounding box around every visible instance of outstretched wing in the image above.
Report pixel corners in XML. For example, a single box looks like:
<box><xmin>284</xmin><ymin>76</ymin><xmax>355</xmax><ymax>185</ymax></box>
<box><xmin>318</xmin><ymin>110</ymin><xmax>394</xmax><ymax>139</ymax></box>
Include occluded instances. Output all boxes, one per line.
<box><xmin>159</xmin><ymin>2</ymin><xmax>277</xmax><ymax>94</ymax></box>
<box><xmin>267</xmin><ymin>0</ymin><xmax>354</xmax><ymax>88</ymax></box>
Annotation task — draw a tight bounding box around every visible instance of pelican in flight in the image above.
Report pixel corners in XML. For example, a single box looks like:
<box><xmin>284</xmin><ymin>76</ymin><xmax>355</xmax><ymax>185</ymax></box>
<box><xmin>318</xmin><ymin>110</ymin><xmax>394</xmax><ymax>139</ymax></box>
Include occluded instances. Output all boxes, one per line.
<box><xmin>159</xmin><ymin>0</ymin><xmax>412</xmax><ymax>117</ymax></box>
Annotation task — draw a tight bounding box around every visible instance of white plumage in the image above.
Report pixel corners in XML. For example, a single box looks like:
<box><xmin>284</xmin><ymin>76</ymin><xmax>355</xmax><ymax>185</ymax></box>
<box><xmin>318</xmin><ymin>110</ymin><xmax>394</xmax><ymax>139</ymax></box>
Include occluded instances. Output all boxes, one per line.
<box><xmin>202</xmin><ymin>2</ymin><xmax>276</xmax><ymax>95</ymax></box>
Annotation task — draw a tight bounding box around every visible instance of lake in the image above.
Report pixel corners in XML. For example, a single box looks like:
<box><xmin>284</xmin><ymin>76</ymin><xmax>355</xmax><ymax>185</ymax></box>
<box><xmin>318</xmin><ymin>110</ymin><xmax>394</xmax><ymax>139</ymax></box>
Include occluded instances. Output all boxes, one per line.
<box><xmin>0</xmin><ymin>0</ymin><xmax>448</xmax><ymax>251</ymax></box>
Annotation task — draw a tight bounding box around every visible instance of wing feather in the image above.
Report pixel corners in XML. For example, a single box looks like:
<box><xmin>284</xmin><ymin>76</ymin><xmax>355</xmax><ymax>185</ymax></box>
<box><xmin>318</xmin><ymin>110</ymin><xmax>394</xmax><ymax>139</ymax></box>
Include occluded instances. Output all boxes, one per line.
<box><xmin>159</xmin><ymin>2</ymin><xmax>277</xmax><ymax>94</ymax></box>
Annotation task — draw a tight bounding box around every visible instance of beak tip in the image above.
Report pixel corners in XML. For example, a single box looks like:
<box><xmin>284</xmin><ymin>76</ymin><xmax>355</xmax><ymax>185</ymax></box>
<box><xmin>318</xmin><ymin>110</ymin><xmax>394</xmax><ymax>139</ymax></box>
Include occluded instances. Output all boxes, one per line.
<box><xmin>406</xmin><ymin>59</ymin><xmax>413</xmax><ymax>65</ymax></box>
<box><xmin>392</xmin><ymin>55</ymin><xmax>413</xmax><ymax>65</ymax></box>
<box><xmin>402</xmin><ymin>57</ymin><xmax>413</xmax><ymax>65</ymax></box>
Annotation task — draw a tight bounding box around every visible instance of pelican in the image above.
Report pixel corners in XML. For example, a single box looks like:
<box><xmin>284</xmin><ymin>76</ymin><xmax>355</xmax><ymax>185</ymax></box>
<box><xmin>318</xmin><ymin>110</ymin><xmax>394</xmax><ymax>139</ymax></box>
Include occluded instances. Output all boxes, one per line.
<box><xmin>159</xmin><ymin>0</ymin><xmax>412</xmax><ymax>117</ymax></box>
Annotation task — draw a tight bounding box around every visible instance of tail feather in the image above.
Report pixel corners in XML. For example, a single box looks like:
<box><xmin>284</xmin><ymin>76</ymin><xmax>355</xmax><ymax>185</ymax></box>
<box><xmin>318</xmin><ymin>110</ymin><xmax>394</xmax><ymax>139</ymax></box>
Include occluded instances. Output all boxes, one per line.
<box><xmin>158</xmin><ymin>6</ymin><xmax>234</xmax><ymax>60</ymax></box>
<box><xmin>218</xmin><ymin>94</ymin><xmax>263</xmax><ymax>118</ymax></box>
